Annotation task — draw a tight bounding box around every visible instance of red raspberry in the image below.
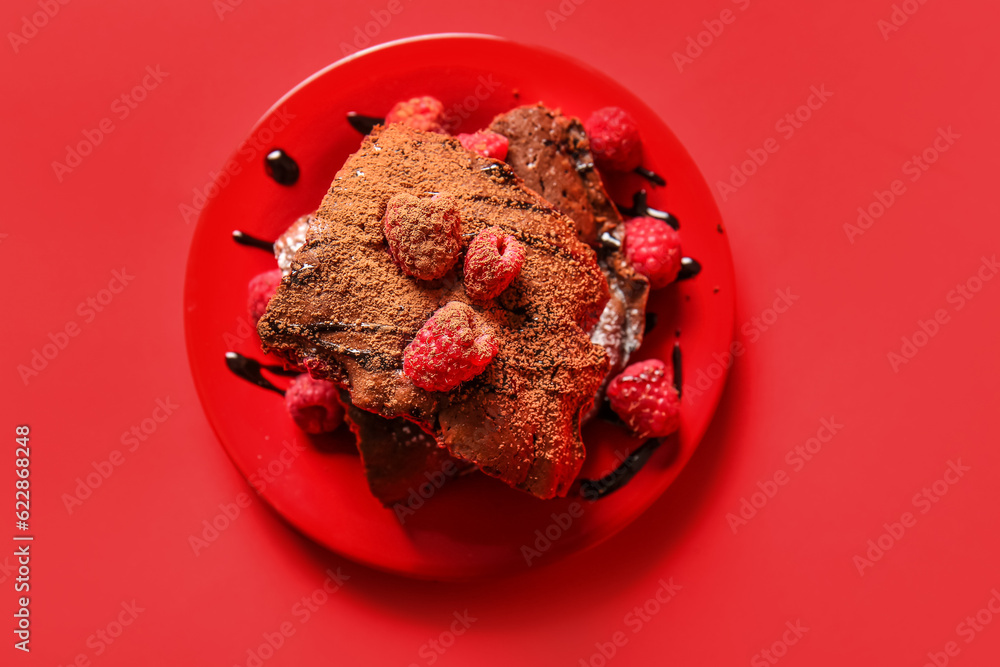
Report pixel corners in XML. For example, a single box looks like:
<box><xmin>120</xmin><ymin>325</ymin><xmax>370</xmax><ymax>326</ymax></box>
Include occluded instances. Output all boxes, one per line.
<box><xmin>623</xmin><ymin>216</ymin><xmax>682</xmax><ymax>288</ymax></box>
<box><xmin>606</xmin><ymin>359</ymin><xmax>680</xmax><ymax>438</ymax></box>
<box><xmin>403</xmin><ymin>301</ymin><xmax>498</xmax><ymax>392</ymax></box>
<box><xmin>386</xmin><ymin>96</ymin><xmax>446</xmax><ymax>133</ymax></box>
<box><xmin>383</xmin><ymin>192</ymin><xmax>463</xmax><ymax>280</ymax></box>
<box><xmin>584</xmin><ymin>106</ymin><xmax>643</xmax><ymax>172</ymax></box>
<box><xmin>247</xmin><ymin>268</ymin><xmax>282</xmax><ymax>323</ymax></box>
<box><xmin>285</xmin><ymin>373</ymin><xmax>344</xmax><ymax>434</ymax></box>
<box><xmin>457</xmin><ymin>130</ymin><xmax>509</xmax><ymax>160</ymax></box>
<box><xmin>463</xmin><ymin>226</ymin><xmax>526</xmax><ymax>301</ymax></box>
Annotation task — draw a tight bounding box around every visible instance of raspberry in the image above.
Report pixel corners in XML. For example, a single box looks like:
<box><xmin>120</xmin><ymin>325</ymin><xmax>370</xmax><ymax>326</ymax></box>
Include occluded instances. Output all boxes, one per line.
<box><xmin>623</xmin><ymin>216</ymin><xmax>682</xmax><ymax>288</ymax></box>
<box><xmin>247</xmin><ymin>268</ymin><xmax>282</xmax><ymax>323</ymax></box>
<box><xmin>285</xmin><ymin>373</ymin><xmax>344</xmax><ymax>434</ymax></box>
<box><xmin>457</xmin><ymin>130</ymin><xmax>509</xmax><ymax>160</ymax></box>
<box><xmin>403</xmin><ymin>301</ymin><xmax>498</xmax><ymax>392</ymax></box>
<box><xmin>463</xmin><ymin>226</ymin><xmax>526</xmax><ymax>301</ymax></box>
<box><xmin>383</xmin><ymin>192</ymin><xmax>463</xmax><ymax>280</ymax></box>
<box><xmin>385</xmin><ymin>96</ymin><xmax>446</xmax><ymax>133</ymax></box>
<box><xmin>584</xmin><ymin>106</ymin><xmax>643</xmax><ymax>172</ymax></box>
<box><xmin>606</xmin><ymin>359</ymin><xmax>680</xmax><ymax>438</ymax></box>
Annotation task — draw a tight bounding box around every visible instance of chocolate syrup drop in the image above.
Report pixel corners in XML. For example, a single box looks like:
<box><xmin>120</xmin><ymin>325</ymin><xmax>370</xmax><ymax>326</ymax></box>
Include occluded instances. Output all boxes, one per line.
<box><xmin>265</xmin><ymin>149</ymin><xmax>300</xmax><ymax>186</ymax></box>
<box><xmin>225</xmin><ymin>352</ymin><xmax>297</xmax><ymax>395</ymax></box>
<box><xmin>633</xmin><ymin>165</ymin><xmax>666</xmax><ymax>187</ymax></box>
<box><xmin>672</xmin><ymin>341</ymin><xmax>683</xmax><ymax>397</ymax></box>
<box><xmin>578</xmin><ymin>438</ymin><xmax>664</xmax><ymax>500</ymax></box>
<box><xmin>676</xmin><ymin>257</ymin><xmax>702</xmax><ymax>282</ymax></box>
<box><xmin>346</xmin><ymin>112</ymin><xmax>385</xmax><ymax>135</ymax></box>
<box><xmin>232</xmin><ymin>230</ymin><xmax>275</xmax><ymax>251</ymax></box>
<box><xmin>615</xmin><ymin>190</ymin><xmax>679</xmax><ymax>230</ymax></box>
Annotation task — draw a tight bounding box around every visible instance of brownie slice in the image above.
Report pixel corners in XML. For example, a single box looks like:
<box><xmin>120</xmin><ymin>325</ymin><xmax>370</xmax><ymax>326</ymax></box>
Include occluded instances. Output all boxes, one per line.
<box><xmin>258</xmin><ymin>123</ymin><xmax>610</xmax><ymax>499</ymax></box>
<box><xmin>489</xmin><ymin>103</ymin><xmax>622</xmax><ymax>246</ymax></box>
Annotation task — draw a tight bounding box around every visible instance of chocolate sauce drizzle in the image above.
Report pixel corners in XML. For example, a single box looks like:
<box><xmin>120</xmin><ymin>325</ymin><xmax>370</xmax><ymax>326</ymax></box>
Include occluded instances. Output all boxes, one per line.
<box><xmin>616</xmin><ymin>190</ymin><xmax>678</xmax><ymax>230</ymax></box>
<box><xmin>305</xmin><ymin>321</ymin><xmax>417</xmax><ymax>336</ymax></box>
<box><xmin>225</xmin><ymin>352</ymin><xmax>297</xmax><ymax>395</ymax></box>
<box><xmin>633</xmin><ymin>165</ymin><xmax>666</xmax><ymax>187</ymax></box>
<box><xmin>347</xmin><ymin>112</ymin><xmax>384</xmax><ymax>135</ymax></box>
<box><xmin>594</xmin><ymin>400</ymin><xmax>625</xmax><ymax>426</ymax></box>
<box><xmin>466</xmin><ymin>192</ymin><xmax>551</xmax><ymax>215</ymax></box>
<box><xmin>676</xmin><ymin>257</ymin><xmax>702</xmax><ymax>282</ymax></box>
<box><xmin>263</xmin><ymin>319</ymin><xmax>401</xmax><ymax>367</ymax></box>
<box><xmin>579</xmin><ymin>437</ymin><xmax>664</xmax><ymax>500</ymax></box>
<box><xmin>672</xmin><ymin>341</ymin><xmax>683</xmax><ymax>396</ymax></box>
<box><xmin>600</xmin><ymin>231</ymin><xmax>622</xmax><ymax>251</ymax></box>
<box><xmin>232</xmin><ymin>230</ymin><xmax>275</xmax><ymax>251</ymax></box>
<box><xmin>265</xmin><ymin>149</ymin><xmax>300</xmax><ymax>186</ymax></box>
<box><xmin>314</xmin><ymin>340</ymin><xmax>400</xmax><ymax>366</ymax></box>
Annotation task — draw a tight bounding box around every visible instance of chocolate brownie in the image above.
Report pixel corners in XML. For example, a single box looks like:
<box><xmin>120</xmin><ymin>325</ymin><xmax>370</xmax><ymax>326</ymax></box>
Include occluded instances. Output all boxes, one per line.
<box><xmin>258</xmin><ymin>123</ymin><xmax>610</xmax><ymax>499</ymax></box>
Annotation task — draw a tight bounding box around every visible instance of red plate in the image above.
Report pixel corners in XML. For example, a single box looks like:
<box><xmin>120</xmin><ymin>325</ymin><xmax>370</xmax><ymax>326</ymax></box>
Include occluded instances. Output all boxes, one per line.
<box><xmin>184</xmin><ymin>34</ymin><xmax>734</xmax><ymax>580</ymax></box>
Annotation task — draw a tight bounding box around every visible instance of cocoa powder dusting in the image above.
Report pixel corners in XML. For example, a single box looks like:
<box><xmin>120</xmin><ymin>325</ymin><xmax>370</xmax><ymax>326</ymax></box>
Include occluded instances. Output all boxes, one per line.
<box><xmin>258</xmin><ymin>123</ymin><xmax>610</xmax><ymax>499</ymax></box>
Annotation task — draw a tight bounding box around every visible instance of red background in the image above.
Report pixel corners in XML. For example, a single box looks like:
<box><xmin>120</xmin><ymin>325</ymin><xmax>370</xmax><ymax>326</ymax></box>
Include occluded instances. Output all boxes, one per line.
<box><xmin>4</xmin><ymin>0</ymin><xmax>1000</xmax><ymax>665</ymax></box>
